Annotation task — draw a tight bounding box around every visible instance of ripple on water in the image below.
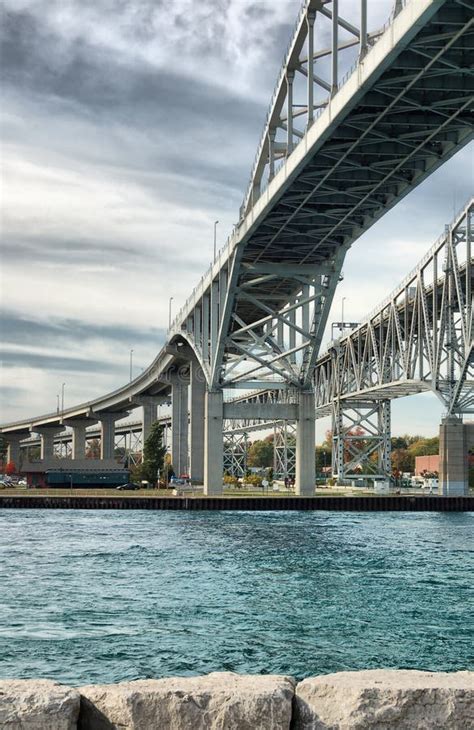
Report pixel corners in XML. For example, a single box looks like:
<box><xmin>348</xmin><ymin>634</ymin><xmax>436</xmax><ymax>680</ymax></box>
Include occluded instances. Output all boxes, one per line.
<box><xmin>0</xmin><ymin>509</ymin><xmax>472</xmax><ymax>684</ymax></box>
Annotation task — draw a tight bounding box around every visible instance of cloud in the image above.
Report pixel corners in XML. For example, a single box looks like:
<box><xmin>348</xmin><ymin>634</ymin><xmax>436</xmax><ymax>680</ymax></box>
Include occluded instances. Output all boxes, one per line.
<box><xmin>0</xmin><ymin>0</ymin><xmax>470</xmax><ymax>435</ymax></box>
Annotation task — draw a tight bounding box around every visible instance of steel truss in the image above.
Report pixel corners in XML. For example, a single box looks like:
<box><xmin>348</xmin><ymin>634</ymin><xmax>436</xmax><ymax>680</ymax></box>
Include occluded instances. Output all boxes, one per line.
<box><xmin>315</xmin><ymin>199</ymin><xmax>473</xmax><ymax>416</ymax></box>
<box><xmin>332</xmin><ymin>400</ymin><xmax>391</xmax><ymax>481</ymax></box>
<box><xmin>223</xmin><ymin>420</ymin><xmax>296</xmax><ymax>480</ymax></box>
<box><xmin>169</xmin><ymin>0</ymin><xmax>473</xmax><ymax>397</ymax></box>
<box><xmin>273</xmin><ymin>422</ymin><xmax>296</xmax><ymax>480</ymax></box>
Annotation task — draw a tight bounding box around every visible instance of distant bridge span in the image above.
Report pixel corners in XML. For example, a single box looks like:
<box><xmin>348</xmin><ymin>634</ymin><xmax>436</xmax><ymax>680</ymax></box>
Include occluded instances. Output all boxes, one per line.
<box><xmin>1</xmin><ymin>0</ymin><xmax>473</xmax><ymax>495</ymax></box>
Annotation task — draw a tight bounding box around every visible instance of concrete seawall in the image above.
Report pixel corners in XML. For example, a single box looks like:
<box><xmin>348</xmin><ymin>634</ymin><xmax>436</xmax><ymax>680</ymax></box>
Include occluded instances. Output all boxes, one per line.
<box><xmin>0</xmin><ymin>494</ymin><xmax>473</xmax><ymax>511</ymax></box>
<box><xmin>0</xmin><ymin>671</ymin><xmax>472</xmax><ymax>729</ymax></box>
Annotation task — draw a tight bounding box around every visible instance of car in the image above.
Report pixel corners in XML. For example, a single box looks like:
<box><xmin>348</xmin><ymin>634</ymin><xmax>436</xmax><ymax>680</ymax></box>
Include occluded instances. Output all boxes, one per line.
<box><xmin>116</xmin><ymin>483</ymin><xmax>141</xmax><ymax>491</ymax></box>
<box><xmin>169</xmin><ymin>477</ymin><xmax>186</xmax><ymax>486</ymax></box>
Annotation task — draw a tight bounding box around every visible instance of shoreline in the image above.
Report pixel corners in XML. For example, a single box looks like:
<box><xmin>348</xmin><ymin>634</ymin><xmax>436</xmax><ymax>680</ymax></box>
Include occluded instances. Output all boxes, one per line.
<box><xmin>1</xmin><ymin>670</ymin><xmax>472</xmax><ymax>729</ymax></box>
<box><xmin>0</xmin><ymin>493</ymin><xmax>473</xmax><ymax>511</ymax></box>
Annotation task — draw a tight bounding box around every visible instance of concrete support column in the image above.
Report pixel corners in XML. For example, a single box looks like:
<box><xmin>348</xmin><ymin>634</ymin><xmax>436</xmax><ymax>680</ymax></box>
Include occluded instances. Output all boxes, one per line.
<box><xmin>190</xmin><ymin>361</ymin><xmax>206</xmax><ymax>484</ymax></box>
<box><xmin>171</xmin><ymin>378</ymin><xmax>189</xmax><ymax>476</ymax></box>
<box><xmin>142</xmin><ymin>401</ymin><xmax>158</xmax><ymax>444</ymax></box>
<box><xmin>36</xmin><ymin>426</ymin><xmax>64</xmax><ymax>461</ymax></box>
<box><xmin>69</xmin><ymin>420</ymin><xmax>90</xmax><ymax>460</ymax></box>
<box><xmin>98</xmin><ymin>414</ymin><xmax>120</xmax><ymax>460</ymax></box>
<box><xmin>204</xmin><ymin>390</ymin><xmax>223</xmax><ymax>495</ymax></box>
<box><xmin>5</xmin><ymin>434</ymin><xmax>23</xmax><ymax>468</ymax></box>
<box><xmin>439</xmin><ymin>417</ymin><xmax>468</xmax><ymax>496</ymax></box>
<box><xmin>295</xmin><ymin>390</ymin><xmax>316</xmax><ymax>496</ymax></box>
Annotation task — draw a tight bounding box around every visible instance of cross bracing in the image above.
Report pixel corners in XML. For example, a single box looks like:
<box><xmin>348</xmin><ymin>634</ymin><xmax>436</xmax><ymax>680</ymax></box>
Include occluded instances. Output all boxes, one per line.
<box><xmin>314</xmin><ymin>198</ymin><xmax>473</xmax><ymax>416</ymax></box>
<box><xmin>169</xmin><ymin>0</ymin><xmax>473</xmax><ymax>391</ymax></box>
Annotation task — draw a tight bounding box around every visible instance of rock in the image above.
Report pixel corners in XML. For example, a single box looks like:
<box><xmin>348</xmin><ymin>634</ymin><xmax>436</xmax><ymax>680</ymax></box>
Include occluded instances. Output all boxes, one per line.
<box><xmin>0</xmin><ymin>679</ymin><xmax>80</xmax><ymax>729</ymax></box>
<box><xmin>79</xmin><ymin>671</ymin><xmax>295</xmax><ymax>730</ymax></box>
<box><xmin>293</xmin><ymin>669</ymin><xmax>474</xmax><ymax>729</ymax></box>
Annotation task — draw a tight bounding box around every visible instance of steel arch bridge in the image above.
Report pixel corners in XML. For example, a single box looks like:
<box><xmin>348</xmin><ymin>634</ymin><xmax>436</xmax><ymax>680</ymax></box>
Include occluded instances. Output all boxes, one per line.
<box><xmin>1</xmin><ymin>0</ymin><xmax>473</xmax><ymax>495</ymax></box>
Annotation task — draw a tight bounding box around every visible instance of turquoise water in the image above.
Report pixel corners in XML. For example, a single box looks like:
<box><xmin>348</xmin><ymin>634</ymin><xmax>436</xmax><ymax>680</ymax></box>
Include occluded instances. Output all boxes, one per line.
<box><xmin>0</xmin><ymin>510</ymin><xmax>472</xmax><ymax>685</ymax></box>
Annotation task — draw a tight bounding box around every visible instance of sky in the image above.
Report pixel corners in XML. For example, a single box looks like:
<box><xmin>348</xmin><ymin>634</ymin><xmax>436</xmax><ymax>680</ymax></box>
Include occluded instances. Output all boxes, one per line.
<box><xmin>0</xmin><ymin>0</ymin><xmax>472</xmax><ymax>437</ymax></box>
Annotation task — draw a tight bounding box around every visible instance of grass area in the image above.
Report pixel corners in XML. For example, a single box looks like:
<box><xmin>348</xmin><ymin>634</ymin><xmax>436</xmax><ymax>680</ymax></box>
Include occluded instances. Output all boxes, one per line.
<box><xmin>0</xmin><ymin>486</ymin><xmax>413</xmax><ymax>498</ymax></box>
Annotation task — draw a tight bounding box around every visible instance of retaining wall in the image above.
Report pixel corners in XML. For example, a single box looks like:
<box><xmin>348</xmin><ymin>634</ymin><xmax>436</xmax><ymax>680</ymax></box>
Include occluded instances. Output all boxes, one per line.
<box><xmin>0</xmin><ymin>670</ymin><xmax>472</xmax><ymax>729</ymax></box>
<box><xmin>0</xmin><ymin>494</ymin><xmax>473</xmax><ymax>511</ymax></box>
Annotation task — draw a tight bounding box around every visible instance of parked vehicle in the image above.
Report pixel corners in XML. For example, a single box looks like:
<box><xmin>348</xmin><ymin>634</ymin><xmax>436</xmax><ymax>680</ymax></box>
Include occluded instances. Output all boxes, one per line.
<box><xmin>116</xmin><ymin>483</ymin><xmax>141</xmax><ymax>491</ymax></box>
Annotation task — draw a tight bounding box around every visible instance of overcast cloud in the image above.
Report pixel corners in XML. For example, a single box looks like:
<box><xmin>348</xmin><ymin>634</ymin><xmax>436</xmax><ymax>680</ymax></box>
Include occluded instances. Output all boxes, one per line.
<box><xmin>0</xmin><ymin>0</ymin><xmax>472</xmax><ymax>434</ymax></box>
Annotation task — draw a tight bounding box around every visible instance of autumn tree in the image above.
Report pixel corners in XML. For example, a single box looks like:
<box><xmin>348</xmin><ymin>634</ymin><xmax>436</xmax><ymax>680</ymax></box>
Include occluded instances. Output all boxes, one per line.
<box><xmin>247</xmin><ymin>436</ymin><xmax>274</xmax><ymax>468</ymax></box>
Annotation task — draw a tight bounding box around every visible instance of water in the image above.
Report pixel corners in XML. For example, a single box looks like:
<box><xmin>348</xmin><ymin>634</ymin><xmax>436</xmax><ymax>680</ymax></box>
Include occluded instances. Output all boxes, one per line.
<box><xmin>0</xmin><ymin>510</ymin><xmax>472</xmax><ymax>685</ymax></box>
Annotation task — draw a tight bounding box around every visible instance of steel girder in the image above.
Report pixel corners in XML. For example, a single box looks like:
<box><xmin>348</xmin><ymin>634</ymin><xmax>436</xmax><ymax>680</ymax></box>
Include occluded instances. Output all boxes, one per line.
<box><xmin>315</xmin><ymin>199</ymin><xmax>474</xmax><ymax>416</ymax></box>
<box><xmin>331</xmin><ymin>399</ymin><xmax>392</xmax><ymax>480</ymax></box>
<box><xmin>170</xmin><ymin>0</ymin><xmax>473</xmax><ymax>393</ymax></box>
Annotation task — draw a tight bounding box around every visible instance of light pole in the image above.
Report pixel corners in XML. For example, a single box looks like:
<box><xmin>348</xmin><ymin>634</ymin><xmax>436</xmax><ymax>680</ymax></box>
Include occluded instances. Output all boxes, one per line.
<box><xmin>213</xmin><ymin>220</ymin><xmax>219</xmax><ymax>260</ymax></box>
<box><xmin>56</xmin><ymin>394</ymin><xmax>60</xmax><ymax>414</ymax></box>
<box><xmin>61</xmin><ymin>382</ymin><xmax>66</xmax><ymax>415</ymax></box>
<box><xmin>129</xmin><ymin>348</ymin><xmax>134</xmax><ymax>382</ymax></box>
<box><xmin>341</xmin><ymin>297</ymin><xmax>346</xmax><ymax>335</ymax></box>
<box><xmin>168</xmin><ymin>296</ymin><xmax>174</xmax><ymax>330</ymax></box>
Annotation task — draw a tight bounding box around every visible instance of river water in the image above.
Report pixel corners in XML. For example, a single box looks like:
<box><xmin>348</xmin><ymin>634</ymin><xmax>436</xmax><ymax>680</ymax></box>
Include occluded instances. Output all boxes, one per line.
<box><xmin>0</xmin><ymin>509</ymin><xmax>472</xmax><ymax>685</ymax></box>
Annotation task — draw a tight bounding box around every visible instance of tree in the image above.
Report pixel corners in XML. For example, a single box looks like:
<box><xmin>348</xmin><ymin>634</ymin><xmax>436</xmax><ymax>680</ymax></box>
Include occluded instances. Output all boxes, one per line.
<box><xmin>141</xmin><ymin>421</ymin><xmax>167</xmax><ymax>484</ymax></box>
<box><xmin>5</xmin><ymin>461</ymin><xmax>16</xmax><ymax>475</ymax></box>
<box><xmin>247</xmin><ymin>437</ymin><xmax>274</xmax><ymax>468</ymax></box>
<box><xmin>315</xmin><ymin>445</ymin><xmax>331</xmax><ymax>473</ymax></box>
<box><xmin>86</xmin><ymin>438</ymin><xmax>101</xmax><ymax>459</ymax></box>
<box><xmin>408</xmin><ymin>437</ymin><xmax>439</xmax><ymax>457</ymax></box>
<box><xmin>391</xmin><ymin>448</ymin><xmax>414</xmax><ymax>473</ymax></box>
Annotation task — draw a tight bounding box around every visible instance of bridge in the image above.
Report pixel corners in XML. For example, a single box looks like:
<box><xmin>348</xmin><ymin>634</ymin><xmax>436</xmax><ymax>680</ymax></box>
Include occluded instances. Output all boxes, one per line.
<box><xmin>1</xmin><ymin>0</ymin><xmax>473</xmax><ymax>495</ymax></box>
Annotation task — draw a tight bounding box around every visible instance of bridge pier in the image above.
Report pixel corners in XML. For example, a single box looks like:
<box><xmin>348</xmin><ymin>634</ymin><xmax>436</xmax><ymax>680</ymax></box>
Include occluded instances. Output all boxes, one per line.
<box><xmin>97</xmin><ymin>413</ymin><xmax>122</xmax><ymax>460</ymax></box>
<box><xmin>295</xmin><ymin>391</ymin><xmax>316</xmax><ymax>496</ymax></box>
<box><xmin>63</xmin><ymin>419</ymin><xmax>94</xmax><ymax>460</ymax></box>
<box><xmin>4</xmin><ymin>434</ymin><xmax>23</xmax><ymax>469</ymax></box>
<box><xmin>439</xmin><ymin>417</ymin><xmax>469</xmax><ymax>496</ymax></box>
<box><xmin>204</xmin><ymin>390</ymin><xmax>223</xmax><ymax>495</ymax></box>
<box><xmin>171</xmin><ymin>376</ymin><xmax>189</xmax><ymax>477</ymax></box>
<box><xmin>35</xmin><ymin>425</ymin><xmax>65</xmax><ymax>461</ymax></box>
<box><xmin>190</xmin><ymin>361</ymin><xmax>205</xmax><ymax>484</ymax></box>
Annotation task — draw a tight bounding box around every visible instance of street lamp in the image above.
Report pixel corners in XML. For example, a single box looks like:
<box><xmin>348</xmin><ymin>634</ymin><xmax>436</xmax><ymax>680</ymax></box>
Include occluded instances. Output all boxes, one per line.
<box><xmin>213</xmin><ymin>220</ymin><xmax>219</xmax><ymax>260</ymax></box>
<box><xmin>168</xmin><ymin>296</ymin><xmax>174</xmax><ymax>330</ymax></box>
<box><xmin>61</xmin><ymin>382</ymin><xmax>66</xmax><ymax>415</ymax></box>
<box><xmin>129</xmin><ymin>348</ymin><xmax>134</xmax><ymax>382</ymax></box>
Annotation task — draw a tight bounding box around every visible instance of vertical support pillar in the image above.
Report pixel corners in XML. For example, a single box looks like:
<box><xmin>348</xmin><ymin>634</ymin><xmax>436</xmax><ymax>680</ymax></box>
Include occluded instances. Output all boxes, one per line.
<box><xmin>332</xmin><ymin>400</ymin><xmax>344</xmax><ymax>481</ymax></box>
<box><xmin>35</xmin><ymin>426</ymin><xmax>64</xmax><ymax>461</ymax></box>
<box><xmin>286</xmin><ymin>71</ymin><xmax>294</xmax><ymax>155</ymax></box>
<box><xmin>98</xmin><ymin>414</ymin><xmax>119</xmax><ymax>460</ymax></box>
<box><xmin>190</xmin><ymin>361</ymin><xmax>206</xmax><ymax>484</ymax></box>
<box><xmin>204</xmin><ymin>390</ymin><xmax>223</xmax><ymax>495</ymax></box>
<box><xmin>331</xmin><ymin>0</ymin><xmax>338</xmax><ymax>95</ymax></box>
<box><xmin>307</xmin><ymin>10</ymin><xmax>315</xmax><ymax>128</ymax></box>
<box><xmin>171</xmin><ymin>377</ymin><xmax>189</xmax><ymax>477</ymax></box>
<box><xmin>379</xmin><ymin>400</ymin><xmax>392</xmax><ymax>476</ymax></box>
<box><xmin>439</xmin><ymin>417</ymin><xmax>468</xmax><ymax>496</ymax></box>
<box><xmin>142</xmin><ymin>401</ymin><xmax>158</xmax><ymax>445</ymax></box>
<box><xmin>295</xmin><ymin>390</ymin><xmax>315</xmax><ymax>496</ymax></box>
<box><xmin>69</xmin><ymin>420</ymin><xmax>90</xmax><ymax>460</ymax></box>
<box><xmin>5</xmin><ymin>434</ymin><xmax>23</xmax><ymax>468</ymax></box>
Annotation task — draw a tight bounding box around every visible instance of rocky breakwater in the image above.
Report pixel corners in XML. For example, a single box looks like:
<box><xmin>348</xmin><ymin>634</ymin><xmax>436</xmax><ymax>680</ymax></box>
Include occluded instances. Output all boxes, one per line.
<box><xmin>0</xmin><ymin>670</ymin><xmax>472</xmax><ymax>729</ymax></box>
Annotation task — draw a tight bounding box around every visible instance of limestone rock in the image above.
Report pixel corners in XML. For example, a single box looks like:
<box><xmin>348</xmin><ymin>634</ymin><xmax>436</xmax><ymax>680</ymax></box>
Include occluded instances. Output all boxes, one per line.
<box><xmin>0</xmin><ymin>679</ymin><xmax>80</xmax><ymax>729</ymax></box>
<box><xmin>79</xmin><ymin>671</ymin><xmax>295</xmax><ymax>730</ymax></box>
<box><xmin>293</xmin><ymin>669</ymin><xmax>474</xmax><ymax>729</ymax></box>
